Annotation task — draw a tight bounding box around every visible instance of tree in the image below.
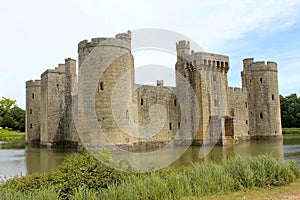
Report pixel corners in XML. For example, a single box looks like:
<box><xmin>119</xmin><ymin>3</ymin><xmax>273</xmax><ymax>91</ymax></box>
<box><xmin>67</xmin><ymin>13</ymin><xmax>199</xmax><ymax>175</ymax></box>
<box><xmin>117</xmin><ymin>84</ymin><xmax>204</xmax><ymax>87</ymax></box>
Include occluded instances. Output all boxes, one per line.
<box><xmin>0</xmin><ymin>97</ymin><xmax>25</xmax><ymax>131</ymax></box>
<box><xmin>280</xmin><ymin>93</ymin><xmax>300</xmax><ymax>128</ymax></box>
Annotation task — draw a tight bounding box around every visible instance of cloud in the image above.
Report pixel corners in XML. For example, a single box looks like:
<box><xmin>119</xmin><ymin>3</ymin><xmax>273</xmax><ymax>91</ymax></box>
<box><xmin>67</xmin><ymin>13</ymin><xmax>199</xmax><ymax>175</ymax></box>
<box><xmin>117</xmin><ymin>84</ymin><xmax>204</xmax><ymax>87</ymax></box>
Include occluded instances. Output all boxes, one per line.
<box><xmin>1</xmin><ymin>0</ymin><xmax>300</xmax><ymax>108</ymax></box>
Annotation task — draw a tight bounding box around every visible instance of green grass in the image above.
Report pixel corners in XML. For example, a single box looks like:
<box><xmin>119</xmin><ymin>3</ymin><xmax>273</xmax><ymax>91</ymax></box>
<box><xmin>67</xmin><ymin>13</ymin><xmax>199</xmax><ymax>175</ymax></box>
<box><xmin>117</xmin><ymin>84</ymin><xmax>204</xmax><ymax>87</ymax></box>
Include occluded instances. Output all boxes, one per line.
<box><xmin>282</xmin><ymin>127</ymin><xmax>300</xmax><ymax>134</ymax></box>
<box><xmin>0</xmin><ymin>152</ymin><xmax>299</xmax><ymax>200</ymax></box>
<box><xmin>0</xmin><ymin>129</ymin><xmax>25</xmax><ymax>141</ymax></box>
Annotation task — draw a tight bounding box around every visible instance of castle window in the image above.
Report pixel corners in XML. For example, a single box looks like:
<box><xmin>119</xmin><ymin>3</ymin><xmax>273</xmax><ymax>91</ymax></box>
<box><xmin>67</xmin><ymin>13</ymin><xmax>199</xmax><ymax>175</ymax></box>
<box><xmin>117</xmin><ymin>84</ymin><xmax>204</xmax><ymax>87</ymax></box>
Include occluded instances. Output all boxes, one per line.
<box><xmin>217</xmin><ymin>61</ymin><xmax>220</xmax><ymax>67</ymax></box>
<box><xmin>204</xmin><ymin>59</ymin><xmax>207</xmax><ymax>66</ymax></box>
<box><xmin>214</xmin><ymin>99</ymin><xmax>217</xmax><ymax>106</ymax></box>
<box><xmin>141</xmin><ymin>98</ymin><xmax>143</xmax><ymax>105</ymax></box>
<box><xmin>260</xmin><ymin>78</ymin><xmax>263</xmax><ymax>83</ymax></box>
<box><xmin>272</xmin><ymin>94</ymin><xmax>275</xmax><ymax>100</ymax></box>
<box><xmin>169</xmin><ymin>122</ymin><xmax>172</xmax><ymax>130</ymax></box>
<box><xmin>126</xmin><ymin>109</ymin><xmax>129</xmax><ymax>119</ymax></box>
<box><xmin>174</xmin><ymin>99</ymin><xmax>177</xmax><ymax>106</ymax></box>
<box><xmin>260</xmin><ymin>112</ymin><xmax>263</xmax><ymax>119</ymax></box>
<box><xmin>178</xmin><ymin>122</ymin><xmax>180</xmax><ymax>129</ymax></box>
<box><xmin>30</xmin><ymin>109</ymin><xmax>32</xmax><ymax>114</ymax></box>
<box><xmin>208</xmin><ymin>60</ymin><xmax>211</xmax><ymax>66</ymax></box>
<box><xmin>230</xmin><ymin>109</ymin><xmax>234</xmax><ymax>116</ymax></box>
<box><xmin>245</xmin><ymin>102</ymin><xmax>248</xmax><ymax>108</ymax></box>
<box><xmin>100</xmin><ymin>82</ymin><xmax>104</xmax><ymax>90</ymax></box>
<box><xmin>30</xmin><ymin>123</ymin><xmax>32</xmax><ymax>129</ymax></box>
<box><xmin>32</xmin><ymin>93</ymin><xmax>34</xmax><ymax>99</ymax></box>
<box><xmin>225</xmin><ymin>62</ymin><xmax>228</xmax><ymax>68</ymax></box>
<box><xmin>246</xmin><ymin>120</ymin><xmax>248</xmax><ymax>124</ymax></box>
<box><xmin>57</xmin><ymin>84</ymin><xmax>59</xmax><ymax>91</ymax></box>
<box><xmin>248</xmin><ymin>131</ymin><xmax>250</xmax><ymax>135</ymax></box>
<box><xmin>221</xmin><ymin>61</ymin><xmax>224</xmax><ymax>67</ymax></box>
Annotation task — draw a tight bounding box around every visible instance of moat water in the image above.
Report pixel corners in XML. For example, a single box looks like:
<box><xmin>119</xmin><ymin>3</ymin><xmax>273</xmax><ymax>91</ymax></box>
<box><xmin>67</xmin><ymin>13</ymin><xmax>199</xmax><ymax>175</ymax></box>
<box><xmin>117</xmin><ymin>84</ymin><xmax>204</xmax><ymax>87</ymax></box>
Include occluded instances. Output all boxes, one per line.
<box><xmin>0</xmin><ymin>134</ymin><xmax>299</xmax><ymax>180</ymax></box>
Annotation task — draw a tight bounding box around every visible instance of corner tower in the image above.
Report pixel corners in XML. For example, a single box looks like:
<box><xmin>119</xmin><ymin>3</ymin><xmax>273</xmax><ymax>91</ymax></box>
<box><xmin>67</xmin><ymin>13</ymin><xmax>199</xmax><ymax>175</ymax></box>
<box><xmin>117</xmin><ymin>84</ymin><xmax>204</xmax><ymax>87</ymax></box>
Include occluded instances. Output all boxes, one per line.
<box><xmin>241</xmin><ymin>58</ymin><xmax>282</xmax><ymax>139</ymax></box>
<box><xmin>25</xmin><ymin>80</ymin><xmax>41</xmax><ymax>144</ymax></box>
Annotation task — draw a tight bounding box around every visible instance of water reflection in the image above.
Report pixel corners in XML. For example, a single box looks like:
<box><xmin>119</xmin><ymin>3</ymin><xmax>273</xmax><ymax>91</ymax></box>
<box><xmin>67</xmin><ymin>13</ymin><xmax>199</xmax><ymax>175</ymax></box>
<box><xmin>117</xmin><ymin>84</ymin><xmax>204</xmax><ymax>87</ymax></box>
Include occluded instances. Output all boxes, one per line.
<box><xmin>25</xmin><ymin>147</ymin><xmax>76</xmax><ymax>174</ymax></box>
<box><xmin>0</xmin><ymin>135</ymin><xmax>299</xmax><ymax>180</ymax></box>
<box><xmin>172</xmin><ymin>140</ymin><xmax>285</xmax><ymax>167</ymax></box>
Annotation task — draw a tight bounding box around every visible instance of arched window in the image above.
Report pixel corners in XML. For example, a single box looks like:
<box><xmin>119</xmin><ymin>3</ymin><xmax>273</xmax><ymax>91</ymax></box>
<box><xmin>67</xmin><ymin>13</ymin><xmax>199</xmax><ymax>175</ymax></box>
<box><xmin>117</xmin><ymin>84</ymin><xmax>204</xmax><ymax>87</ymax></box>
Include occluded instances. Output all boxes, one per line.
<box><xmin>174</xmin><ymin>99</ymin><xmax>177</xmax><ymax>106</ymax></box>
<box><xmin>100</xmin><ymin>82</ymin><xmax>104</xmax><ymax>90</ymax></box>
<box><xmin>260</xmin><ymin>112</ymin><xmax>263</xmax><ymax>119</ymax></box>
<box><xmin>169</xmin><ymin>122</ymin><xmax>172</xmax><ymax>130</ymax></box>
<box><xmin>272</xmin><ymin>94</ymin><xmax>275</xmax><ymax>100</ymax></box>
<box><xmin>260</xmin><ymin>78</ymin><xmax>263</xmax><ymax>83</ymax></box>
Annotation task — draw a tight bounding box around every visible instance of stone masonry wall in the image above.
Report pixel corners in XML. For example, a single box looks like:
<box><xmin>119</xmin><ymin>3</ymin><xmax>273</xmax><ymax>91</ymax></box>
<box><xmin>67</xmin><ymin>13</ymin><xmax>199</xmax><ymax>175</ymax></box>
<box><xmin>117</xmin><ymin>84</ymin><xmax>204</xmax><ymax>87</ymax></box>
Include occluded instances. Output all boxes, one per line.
<box><xmin>40</xmin><ymin>65</ymin><xmax>66</xmax><ymax>146</ymax></box>
<box><xmin>25</xmin><ymin>80</ymin><xmax>41</xmax><ymax>143</ymax></box>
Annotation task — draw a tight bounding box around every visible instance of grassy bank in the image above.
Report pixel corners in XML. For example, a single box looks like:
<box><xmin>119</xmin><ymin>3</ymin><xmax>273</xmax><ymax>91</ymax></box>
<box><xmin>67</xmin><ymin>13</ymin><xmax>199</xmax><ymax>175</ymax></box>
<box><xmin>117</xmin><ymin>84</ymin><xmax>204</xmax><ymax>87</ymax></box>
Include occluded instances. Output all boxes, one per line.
<box><xmin>0</xmin><ymin>151</ymin><xmax>299</xmax><ymax>200</ymax></box>
<box><xmin>0</xmin><ymin>129</ymin><xmax>25</xmax><ymax>148</ymax></box>
<box><xmin>0</xmin><ymin>129</ymin><xmax>25</xmax><ymax>141</ymax></box>
<box><xmin>282</xmin><ymin>127</ymin><xmax>300</xmax><ymax>134</ymax></box>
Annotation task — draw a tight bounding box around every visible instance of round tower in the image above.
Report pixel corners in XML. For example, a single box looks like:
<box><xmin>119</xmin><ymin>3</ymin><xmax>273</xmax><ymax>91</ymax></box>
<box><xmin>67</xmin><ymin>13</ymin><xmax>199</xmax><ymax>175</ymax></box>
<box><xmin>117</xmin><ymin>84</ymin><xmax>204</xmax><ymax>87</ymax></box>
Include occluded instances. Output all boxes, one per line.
<box><xmin>243</xmin><ymin>59</ymin><xmax>282</xmax><ymax>138</ymax></box>
<box><xmin>77</xmin><ymin>31</ymin><xmax>135</xmax><ymax>145</ymax></box>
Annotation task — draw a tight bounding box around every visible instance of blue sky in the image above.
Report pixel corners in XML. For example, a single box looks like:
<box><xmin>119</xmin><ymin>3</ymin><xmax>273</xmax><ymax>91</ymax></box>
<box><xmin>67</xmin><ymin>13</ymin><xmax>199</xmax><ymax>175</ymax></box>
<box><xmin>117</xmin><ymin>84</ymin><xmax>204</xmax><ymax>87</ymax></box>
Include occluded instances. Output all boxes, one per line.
<box><xmin>0</xmin><ymin>0</ymin><xmax>300</xmax><ymax>108</ymax></box>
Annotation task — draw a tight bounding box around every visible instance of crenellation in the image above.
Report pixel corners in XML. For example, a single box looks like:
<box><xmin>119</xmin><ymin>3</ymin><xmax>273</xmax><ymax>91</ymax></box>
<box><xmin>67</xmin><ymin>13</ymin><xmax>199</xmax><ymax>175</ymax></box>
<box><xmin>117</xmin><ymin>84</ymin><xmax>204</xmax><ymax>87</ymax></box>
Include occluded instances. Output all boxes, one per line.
<box><xmin>26</xmin><ymin>30</ymin><xmax>282</xmax><ymax>148</ymax></box>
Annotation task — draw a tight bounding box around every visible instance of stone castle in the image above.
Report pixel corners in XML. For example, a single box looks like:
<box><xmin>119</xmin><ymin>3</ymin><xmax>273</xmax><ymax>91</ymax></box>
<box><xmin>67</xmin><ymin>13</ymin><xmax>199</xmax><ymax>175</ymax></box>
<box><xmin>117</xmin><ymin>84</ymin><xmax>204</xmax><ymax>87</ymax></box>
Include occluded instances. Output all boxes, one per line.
<box><xmin>26</xmin><ymin>31</ymin><xmax>282</xmax><ymax>148</ymax></box>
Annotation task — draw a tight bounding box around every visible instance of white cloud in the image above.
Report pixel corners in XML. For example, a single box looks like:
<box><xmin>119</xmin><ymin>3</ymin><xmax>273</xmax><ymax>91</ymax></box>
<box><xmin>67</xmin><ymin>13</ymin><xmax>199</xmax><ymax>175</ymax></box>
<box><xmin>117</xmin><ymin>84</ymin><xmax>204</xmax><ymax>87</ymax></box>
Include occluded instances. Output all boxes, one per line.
<box><xmin>1</xmin><ymin>0</ymin><xmax>300</xmax><ymax>108</ymax></box>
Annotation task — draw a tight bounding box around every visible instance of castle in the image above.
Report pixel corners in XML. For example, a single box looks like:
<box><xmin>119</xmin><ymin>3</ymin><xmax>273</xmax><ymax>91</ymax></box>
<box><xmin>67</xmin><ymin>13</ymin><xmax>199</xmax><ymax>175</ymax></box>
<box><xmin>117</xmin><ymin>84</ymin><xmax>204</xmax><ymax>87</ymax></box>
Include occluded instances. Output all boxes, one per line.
<box><xmin>25</xmin><ymin>31</ymin><xmax>282</xmax><ymax>149</ymax></box>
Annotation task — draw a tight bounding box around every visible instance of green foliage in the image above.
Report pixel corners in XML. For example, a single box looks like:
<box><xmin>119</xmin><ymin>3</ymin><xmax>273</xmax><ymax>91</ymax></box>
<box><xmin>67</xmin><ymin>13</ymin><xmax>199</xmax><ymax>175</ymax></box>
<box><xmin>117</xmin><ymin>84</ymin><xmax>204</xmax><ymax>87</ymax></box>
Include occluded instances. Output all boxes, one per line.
<box><xmin>1</xmin><ymin>151</ymin><xmax>133</xmax><ymax>199</ymax></box>
<box><xmin>0</xmin><ymin>97</ymin><xmax>25</xmax><ymax>131</ymax></box>
<box><xmin>0</xmin><ymin>129</ymin><xmax>25</xmax><ymax>141</ymax></box>
<box><xmin>0</xmin><ymin>129</ymin><xmax>25</xmax><ymax>148</ymax></box>
<box><xmin>282</xmin><ymin>128</ymin><xmax>300</xmax><ymax>134</ymax></box>
<box><xmin>0</xmin><ymin>152</ymin><xmax>299</xmax><ymax>200</ymax></box>
<box><xmin>280</xmin><ymin>94</ymin><xmax>300</xmax><ymax>128</ymax></box>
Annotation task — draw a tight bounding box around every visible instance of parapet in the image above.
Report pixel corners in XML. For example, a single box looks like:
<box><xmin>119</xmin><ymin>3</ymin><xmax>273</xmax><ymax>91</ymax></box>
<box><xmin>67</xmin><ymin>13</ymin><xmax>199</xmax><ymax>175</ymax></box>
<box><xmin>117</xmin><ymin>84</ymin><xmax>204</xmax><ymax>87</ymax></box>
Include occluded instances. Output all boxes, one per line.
<box><xmin>78</xmin><ymin>30</ymin><xmax>132</xmax><ymax>53</ymax></box>
<box><xmin>227</xmin><ymin>86</ymin><xmax>248</xmax><ymax>98</ymax></box>
<box><xmin>156</xmin><ymin>80</ymin><xmax>164</xmax><ymax>86</ymax></box>
<box><xmin>41</xmin><ymin>63</ymin><xmax>66</xmax><ymax>77</ymax></box>
<box><xmin>243</xmin><ymin>58</ymin><xmax>277</xmax><ymax>71</ymax></box>
<box><xmin>26</xmin><ymin>80</ymin><xmax>41</xmax><ymax>88</ymax></box>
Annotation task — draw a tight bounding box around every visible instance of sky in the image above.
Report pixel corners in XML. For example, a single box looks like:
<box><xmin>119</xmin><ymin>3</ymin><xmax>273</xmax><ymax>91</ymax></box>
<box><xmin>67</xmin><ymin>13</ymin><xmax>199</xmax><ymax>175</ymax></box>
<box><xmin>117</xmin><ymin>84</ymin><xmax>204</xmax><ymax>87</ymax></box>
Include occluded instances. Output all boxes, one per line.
<box><xmin>1</xmin><ymin>0</ymin><xmax>300</xmax><ymax>109</ymax></box>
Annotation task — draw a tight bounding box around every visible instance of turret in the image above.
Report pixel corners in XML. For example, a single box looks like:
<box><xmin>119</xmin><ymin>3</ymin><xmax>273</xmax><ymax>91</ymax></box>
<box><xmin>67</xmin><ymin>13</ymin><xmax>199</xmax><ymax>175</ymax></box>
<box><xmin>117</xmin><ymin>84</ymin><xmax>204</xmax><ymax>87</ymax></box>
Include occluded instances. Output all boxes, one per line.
<box><xmin>242</xmin><ymin>58</ymin><xmax>282</xmax><ymax>139</ymax></box>
<box><xmin>25</xmin><ymin>80</ymin><xmax>41</xmax><ymax>144</ymax></box>
<box><xmin>176</xmin><ymin>40</ymin><xmax>190</xmax><ymax>56</ymax></box>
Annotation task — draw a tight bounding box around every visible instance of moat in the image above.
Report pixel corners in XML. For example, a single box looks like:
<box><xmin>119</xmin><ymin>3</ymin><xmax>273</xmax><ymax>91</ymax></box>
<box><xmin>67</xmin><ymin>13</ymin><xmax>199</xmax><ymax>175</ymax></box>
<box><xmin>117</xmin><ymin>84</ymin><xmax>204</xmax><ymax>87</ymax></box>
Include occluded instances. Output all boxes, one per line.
<box><xmin>1</xmin><ymin>134</ymin><xmax>299</xmax><ymax>180</ymax></box>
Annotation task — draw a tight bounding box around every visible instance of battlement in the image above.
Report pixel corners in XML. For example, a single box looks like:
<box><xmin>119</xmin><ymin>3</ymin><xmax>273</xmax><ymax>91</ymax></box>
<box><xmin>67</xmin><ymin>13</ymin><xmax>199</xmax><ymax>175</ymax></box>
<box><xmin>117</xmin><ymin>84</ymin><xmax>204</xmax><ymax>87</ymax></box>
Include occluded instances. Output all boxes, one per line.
<box><xmin>228</xmin><ymin>87</ymin><xmax>247</xmax><ymax>95</ymax></box>
<box><xmin>41</xmin><ymin>63</ymin><xmax>66</xmax><ymax>77</ymax></box>
<box><xmin>78</xmin><ymin>30</ymin><xmax>131</xmax><ymax>52</ymax></box>
<box><xmin>243</xmin><ymin>58</ymin><xmax>277</xmax><ymax>71</ymax></box>
<box><xmin>26</xmin><ymin>80</ymin><xmax>41</xmax><ymax>88</ymax></box>
<box><xmin>182</xmin><ymin>52</ymin><xmax>229</xmax><ymax>73</ymax></box>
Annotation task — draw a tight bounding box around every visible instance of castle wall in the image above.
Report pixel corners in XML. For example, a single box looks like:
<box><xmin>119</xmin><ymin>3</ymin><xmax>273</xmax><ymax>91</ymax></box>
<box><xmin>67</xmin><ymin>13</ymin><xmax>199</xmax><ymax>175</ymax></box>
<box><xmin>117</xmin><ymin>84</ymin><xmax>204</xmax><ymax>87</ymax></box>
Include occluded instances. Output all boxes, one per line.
<box><xmin>63</xmin><ymin>58</ymin><xmax>78</xmax><ymax>144</ymax></box>
<box><xmin>25</xmin><ymin>31</ymin><xmax>283</xmax><ymax>148</ymax></box>
<box><xmin>133</xmin><ymin>84</ymin><xmax>181</xmax><ymax>143</ymax></box>
<box><xmin>25</xmin><ymin>80</ymin><xmax>41</xmax><ymax>143</ymax></box>
<box><xmin>227</xmin><ymin>87</ymin><xmax>249</xmax><ymax>138</ymax></box>
<box><xmin>40</xmin><ymin>65</ymin><xmax>66</xmax><ymax>146</ymax></box>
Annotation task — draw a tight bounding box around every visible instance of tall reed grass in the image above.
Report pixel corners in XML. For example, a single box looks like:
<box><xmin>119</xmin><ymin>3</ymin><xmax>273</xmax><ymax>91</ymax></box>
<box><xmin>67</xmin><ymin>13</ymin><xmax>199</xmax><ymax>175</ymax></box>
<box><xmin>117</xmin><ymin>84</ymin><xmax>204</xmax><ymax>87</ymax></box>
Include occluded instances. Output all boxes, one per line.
<box><xmin>1</xmin><ymin>154</ymin><xmax>299</xmax><ymax>200</ymax></box>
